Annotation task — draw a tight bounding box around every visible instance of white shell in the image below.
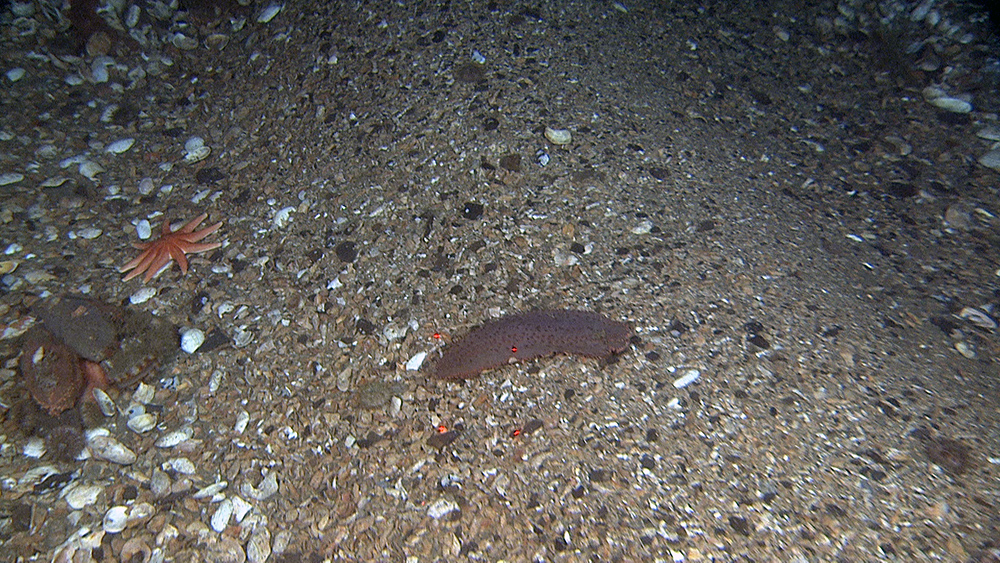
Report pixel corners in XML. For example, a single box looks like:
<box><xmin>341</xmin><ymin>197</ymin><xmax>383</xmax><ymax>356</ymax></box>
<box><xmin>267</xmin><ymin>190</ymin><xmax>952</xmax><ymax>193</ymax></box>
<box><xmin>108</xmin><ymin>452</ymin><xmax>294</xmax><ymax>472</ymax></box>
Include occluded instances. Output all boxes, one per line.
<box><xmin>65</xmin><ymin>483</ymin><xmax>103</xmax><ymax>509</ymax></box>
<box><xmin>138</xmin><ymin>178</ymin><xmax>155</xmax><ymax>196</ymax></box>
<box><xmin>241</xmin><ymin>471</ymin><xmax>279</xmax><ymax>501</ymax></box>
<box><xmin>211</xmin><ymin>498</ymin><xmax>234</xmax><ymax>532</ymax></box>
<box><xmin>426</xmin><ymin>497</ymin><xmax>459</xmax><ymax>519</ymax></box>
<box><xmin>672</xmin><ymin>368</ymin><xmax>701</xmax><ymax>389</ymax></box>
<box><xmin>247</xmin><ymin>527</ymin><xmax>271</xmax><ymax>563</ymax></box>
<box><xmin>23</xmin><ymin>436</ymin><xmax>46</xmax><ymax>458</ymax></box>
<box><xmin>257</xmin><ymin>4</ymin><xmax>284</xmax><ymax>23</ymax></box>
<box><xmin>128</xmin><ymin>502</ymin><xmax>155</xmax><ymax>525</ymax></box>
<box><xmin>6</xmin><ymin>68</ymin><xmax>25</xmax><ymax>82</ymax></box>
<box><xmin>133</xmin><ymin>382</ymin><xmax>156</xmax><ymax>404</ymax></box>
<box><xmin>234</xmin><ymin>410</ymin><xmax>250</xmax><ymax>434</ymax></box>
<box><xmin>79</xmin><ymin>160</ymin><xmax>104</xmax><ymax>180</ymax></box>
<box><xmin>979</xmin><ymin>149</ymin><xmax>1000</xmax><ymax>171</ymax></box>
<box><xmin>89</xmin><ymin>435</ymin><xmax>137</xmax><ymax>465</ymax></box>
<box><xmin>76</xmin><ymin>227</ymin><xmax>102</xmax><ymax>240</ymax></box>
<box><xmin>0</xmin><ymin>173</ymin><xmax>24</xmax><ymax>186</ymax></box>
<box><xmin>180</xmin><ymin>328</ymin><xmax>205</xmax><ymax>353</ymax></box>
<box><xmin>960</xmin><ymin>307</ymin><xmax>997</xmax><ymax>330</ymax></box>
<box><xmin>184</xmin><ymin>145</ymin><xmax>211</xmax><ymax>163</ymax></box>
<box><xmin>405</xmin><ymin>351</ymin><xmax>427</xmax><ymax>371</ymax></box>
<box><xmin>928</xmin><ymin>96</ymin><xmax>972</xmax><ymax>113</ymax></box>
<box><xmin>166</xmin><ymin>457</ymin><xmax>196</xmax><ymax>474</ymax></box>
<box><xmin>130</xmin><ymin>286</ymin><xmax>157</xmax><ymax>305</ymax></box>
<box><xmin>193</xmin><ymin>480</ymin><xmax>229</xmax><ymax>499</ymax></box>
<box><xmin>103</xmin><ymin>506</ymin><xmax>128</xmax><ymax>533</ymax></box>
<box><xmin>106</xmin><ymin>138</ymin><xmax>135</xmax><ymax>154</ymax></box>
<box><xmin>93</xmin><ymin>388</ymin><xmax>117</xmax><ymax>416</ymax></box>
<box><xmin>231</xmin><ymin>496</ymin><xmax>253</xmax><ymax>523</ymax></box>
<box><xmin>127</xmin><ymin>413</ymin><xmax>158</xmax><ymax>433</ymax></box>
<box><xmin>544</xmin><ymin>126</ymin><xmax>573</xmax><ymax>145</ymax></box>
<box><xmin>156</xmin><ymin>427</ymin><xmax>193</xmax><ymax>448</ymax></box>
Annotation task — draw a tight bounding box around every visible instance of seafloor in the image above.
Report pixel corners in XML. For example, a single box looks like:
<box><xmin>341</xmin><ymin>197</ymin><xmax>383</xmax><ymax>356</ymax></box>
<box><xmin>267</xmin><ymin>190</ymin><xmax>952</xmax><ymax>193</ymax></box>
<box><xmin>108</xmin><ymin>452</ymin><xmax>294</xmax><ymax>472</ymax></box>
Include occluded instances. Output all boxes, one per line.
<box><xmin>0</xmin><ymin>0</ymin><xmax>999</xmax><ymax>561</ymax></box>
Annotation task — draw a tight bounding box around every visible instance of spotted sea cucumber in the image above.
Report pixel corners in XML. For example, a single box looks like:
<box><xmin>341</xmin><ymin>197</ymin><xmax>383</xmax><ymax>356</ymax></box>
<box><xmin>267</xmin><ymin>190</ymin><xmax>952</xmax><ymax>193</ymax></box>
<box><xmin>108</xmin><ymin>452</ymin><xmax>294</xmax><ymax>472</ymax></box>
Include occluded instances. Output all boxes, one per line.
<box><xmin>435</xmin><ymin>310</ymin><xmax>633</xmax><ymax>380</ymax></box>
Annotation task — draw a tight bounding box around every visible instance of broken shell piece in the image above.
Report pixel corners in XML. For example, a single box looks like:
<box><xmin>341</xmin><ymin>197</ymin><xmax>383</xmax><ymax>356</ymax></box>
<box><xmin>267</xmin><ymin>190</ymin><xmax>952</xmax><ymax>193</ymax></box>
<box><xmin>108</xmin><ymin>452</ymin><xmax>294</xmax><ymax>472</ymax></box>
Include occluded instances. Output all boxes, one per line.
<box><xmin>65</xmin><ymin>483</ymin><xmax>103</xmax><ymax>509</ymax></box>
<box><xmin>211</xmin><ymin>498</ymin><xmax>234</xmax><ymax>532</ymax></box>
<box><xmin>89</xmin><ymin>435</ymin><xmax>137</xmax><ymax>464</ymax></box>
<box><xmin>183</xmin><ymin>137</ymin><xmax>211</xmax><ymax>163</ymax></box>
<box><xmin>93</xmin><ymin>388</ymin><xmax>117</xmax><ymax>417</ymax></box>
<box><xmin>156</xmin><ymin>427</ymin><xmax>193</xmax><ymax>448</ymax></box>
<box><xmin>544</xmin><ymin>126</ymin><xmax>572</xmax><ymax>145</ymax></box>
<box><xmin>127</xmin><ymin>413</ymin><xmax>157</xmax><ymax>434</ymax></box>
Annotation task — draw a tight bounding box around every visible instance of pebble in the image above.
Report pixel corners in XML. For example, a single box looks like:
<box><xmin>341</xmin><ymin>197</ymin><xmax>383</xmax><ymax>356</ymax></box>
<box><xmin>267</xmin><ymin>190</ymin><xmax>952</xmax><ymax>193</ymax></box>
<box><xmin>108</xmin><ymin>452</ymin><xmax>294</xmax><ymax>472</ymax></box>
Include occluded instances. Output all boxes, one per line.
<box><xmin>23</xmin><ymin>436</ymin><xmax>46</xmax><ymax>458</ymax></box>
<box><xmin>6</xmin><ymin>67</ymin><xmax>25</xmax><ymax>82</ymax></box>
<box><xmin>405</xmin><ymin>351</ymin><xmax>427</xmax><ymax>371</ymax></box>
<box><xmin>89</xmin><ymin>435</ymin><xmax>137</xmax><ymax>464</ymax></box>
<box><xmin>247</xmin><ymin>527</ymin><xmax>272</xmax><ymax>563</ymax></box>
<box><xmin>79</xmin><ymin>161</ymin><xmax>103</xmax><ymax>181</ymax></box>
<box><xmin>103</xmin><ymin>506</ymin><xmax>128</xmax><ymax>533</ymax></box>
<box><xmin>181</xmin><ymin>328</ymin><xmax>206</xmax><ymax>353</ymax></box>
<box><xmin>166</xmin><ymin>457</ymin><xmax>196</xmax><ymax>474</ymax></box>
<box><xmin>65</xmin><ymin>483</ymin><xmax>103</xmax><ymax>509</ymax></box>
<box><xmin>673</xmin><ymin>368</ymin><xmax>701</xmax><ymax>388</ymax></box>
<box><xmin>631</xmin><ymin>219</ymin><xmax>653</xmax><ymax>235</ymax></box>
<box><xmin>977</xmin><ymin>126</ymin><xmax>1000</xmax><ymax>141</ymax></box>
<box><xmin>156</xmin><ymin>427</ymin><xmax>193</xmax><ymax>448</ymax></box>
<box><xmin>0</xmin><ymin>172</ymin><xmax>24</xmax><ymax>186</ymax></box>
<box><xmin>127</xmin><ymin>413</ymin><xmax>157</xmax><ymax>433</ymax></box>
<box><xmin>955</xmin><ymin>341</ymin><xmax>976</xmax><ymax>359</ymax></box>
<box><xmin>138</xmin><ymin>177</ymin><xmax>155</xmax><ymax>196</ymax></box>
<box><xmin>257</xmin><ymin>4</ymin><xmax>284</xmax><ymax>23</ymax></box>
<box><xmin>193</xmin><ymin>481</ymin><xmax>229</xmax><ymax>499</ymax></box>
<box><xmin>427</xmin><ymin>497</ymin><xmax>459</xmax><ymax>519</ymax></box>
<box><xmin>211</xmin><ymin>498</ymin><xmax>234</xmax><ymax>532</ymax></box>
<box><xmin>241</xmin><ymin>471</ymin><xmax>279</xmax><ymax>501</ymax></box>
<box><xmin>133</xmin><ymin>382</ymin><xmax>156</xmax><ymax>404</ymax></box>
<box><xmin>232</xmin><ymin>496</ymin><xmax>253</xmax><ymax>522</ymax></box>
<box><xmin>544</xmin><ymin>126</ymin><xmax>573</xmax><ymax>145</ymax></box>
<box><xmin>105</xmin><ymin>138</ymin><xmax>135</xmax><ymax>154</ymax></box>
<box><xmin>93</xmin><ymin>388</ymin><xmax>117</xmax><ymax>416</ymax></box>
<box><xmin>978</xmin><ymin>149</ymin><xmax>1000</xmax><ymax>171</ymax></box>
<box><xmin>75</xmin><ymin>227</ymin><xmax>102</xmax><ymax>240</ymax></box>
<box><xmin>234</xmin><ymin>410</ymin><xmax>250</xmax><ymax>434</ymax></box>
<box><xmin>959</xmin><ymin>307</ymin><xmax>997</xmax><ymax>329</ymax></box>
<box><xmin>130</xmin><ymin>286</ymin><xmax>157</xmax><ymax>304</ymax></box>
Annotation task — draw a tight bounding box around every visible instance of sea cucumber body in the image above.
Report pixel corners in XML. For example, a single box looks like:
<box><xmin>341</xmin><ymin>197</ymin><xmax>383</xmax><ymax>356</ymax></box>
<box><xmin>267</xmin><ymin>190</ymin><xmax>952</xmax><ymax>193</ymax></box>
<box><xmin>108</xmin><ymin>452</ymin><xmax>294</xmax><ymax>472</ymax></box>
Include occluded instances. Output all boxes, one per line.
<box><xmin>435</xmin><ymin>310</ymin><xmax>633</xmax><ymax>379</ymax></box>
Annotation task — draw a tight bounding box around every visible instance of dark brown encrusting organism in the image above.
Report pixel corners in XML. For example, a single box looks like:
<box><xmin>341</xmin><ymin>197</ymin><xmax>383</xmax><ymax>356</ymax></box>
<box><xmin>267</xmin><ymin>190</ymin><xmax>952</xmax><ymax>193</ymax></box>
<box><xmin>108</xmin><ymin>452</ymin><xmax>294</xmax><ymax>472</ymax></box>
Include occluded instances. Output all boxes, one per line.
<box><xmin>435</xmin><ymin>310</ymin><xmax>633</xmax><ymax>380</ymax></box>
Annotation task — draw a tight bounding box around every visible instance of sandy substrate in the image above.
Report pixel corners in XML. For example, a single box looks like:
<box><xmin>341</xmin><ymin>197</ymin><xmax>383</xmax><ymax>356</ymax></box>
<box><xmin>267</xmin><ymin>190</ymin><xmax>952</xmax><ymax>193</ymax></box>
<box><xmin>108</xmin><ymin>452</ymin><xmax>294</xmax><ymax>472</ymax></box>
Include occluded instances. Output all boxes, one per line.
<box><xmin>1</xmin><ymin>0</ymin><xmax>999</xmax><ymax>561</ymax></box>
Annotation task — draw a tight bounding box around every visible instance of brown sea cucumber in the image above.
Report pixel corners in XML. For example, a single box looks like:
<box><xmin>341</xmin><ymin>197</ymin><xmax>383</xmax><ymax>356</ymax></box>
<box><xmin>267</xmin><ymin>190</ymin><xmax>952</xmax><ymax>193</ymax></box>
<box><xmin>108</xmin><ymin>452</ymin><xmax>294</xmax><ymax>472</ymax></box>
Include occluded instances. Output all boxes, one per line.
<box><xmin>435</xmin><ymin>310</ymin><xmax>633</xmax><ymax>380</ymax></box>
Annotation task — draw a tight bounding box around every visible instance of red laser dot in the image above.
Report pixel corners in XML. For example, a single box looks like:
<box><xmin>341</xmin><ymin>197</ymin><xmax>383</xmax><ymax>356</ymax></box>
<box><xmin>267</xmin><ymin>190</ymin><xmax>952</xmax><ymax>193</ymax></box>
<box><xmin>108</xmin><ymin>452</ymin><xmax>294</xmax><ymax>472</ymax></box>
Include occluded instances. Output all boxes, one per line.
<box><xmin>512</xmin><ymin>429</ymin><xmax>522</xmax><ymax>437</ymax></box>
<box><xmin>433</xmin><ymin>332</ymin><xmax>442</xmax><ymax>340</ymax></box>
<box><xmin>511</xmin><ymin>346</ymin><xmax>518</xmax><ymax>353</ymax></box>
<box><xmin>437</xmin><ymin>425</ymin><xmax>447</xmax><ymax>433</ymax></box>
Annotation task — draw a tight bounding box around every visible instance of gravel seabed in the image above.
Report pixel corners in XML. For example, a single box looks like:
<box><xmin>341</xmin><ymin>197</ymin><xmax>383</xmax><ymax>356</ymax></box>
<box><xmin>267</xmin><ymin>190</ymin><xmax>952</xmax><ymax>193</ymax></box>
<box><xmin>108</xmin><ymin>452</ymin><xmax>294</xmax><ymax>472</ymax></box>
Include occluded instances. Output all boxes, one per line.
<box><xmin>1</xmin><ymin>1</ymin><xmax>999</xmax><ymax>561</ymax></box>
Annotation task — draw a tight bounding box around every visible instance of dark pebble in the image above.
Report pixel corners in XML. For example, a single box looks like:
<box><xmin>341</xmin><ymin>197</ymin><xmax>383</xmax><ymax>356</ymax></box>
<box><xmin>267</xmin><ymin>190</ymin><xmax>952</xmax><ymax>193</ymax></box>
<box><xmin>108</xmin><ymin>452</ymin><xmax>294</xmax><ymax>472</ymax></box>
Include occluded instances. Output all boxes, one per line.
<box><xmin>728</xmin><ymin>515</ymin><xmax>752</xmax><ymax>536</ymax></box>
<box><xmin>743</xmin><ymin>321</ymin><xmax>764</xmax><ymax>334</ymax></box>
<box><xmin>523</xmin><ymin>419</ymin><xmax>544</xmax><ymax>434</ymax></box>
<box><xmin>569</xmin><ymin>242</ymin><xmax>585</xmax><ymax>254</ymax></box>
<box><xmin>199</xmin><ymin>329</ymin><xmax>232</xmax><ymax>354</ymax></box>
<box><xmin>499</xmin><ymin>153</ymin><xmax>521</xmax><ymax>171</ymax></box>
<box><xmin>356</xmin><ymin>318</ymin><xmax>376</xmax><ymax>335</ymax></box>
<box><xmin>462</xmin><ymin>202</ymin><xmax>484</xmax><ymax>220</ymax></box>
<box><xmin>335</xmin><ymin>241</ymin><xmax>357</xmax><ymax>262</ymax></box>
<box><xmin>747</xmin><ymin>334</ymin><xmax>771</xmax><ymax>349</ymax></box>
<box><xmin>195</xmin><ymin>167</ymin><xmax>226</xmax><ymax>184</ymax></box>
<box><xmin>427</xmin><ymin>430</ymin><xmax>460</xmax><ymax>449</ymax></box>
<box><xmin>483</xmin><ymin>117</ymin><xmax>499</xmax><ymax>131</ymax></box>
<box><xmin>640</xmin><ymin>454</ymin><xmax>656</xmax><ymax>470</ymax></box>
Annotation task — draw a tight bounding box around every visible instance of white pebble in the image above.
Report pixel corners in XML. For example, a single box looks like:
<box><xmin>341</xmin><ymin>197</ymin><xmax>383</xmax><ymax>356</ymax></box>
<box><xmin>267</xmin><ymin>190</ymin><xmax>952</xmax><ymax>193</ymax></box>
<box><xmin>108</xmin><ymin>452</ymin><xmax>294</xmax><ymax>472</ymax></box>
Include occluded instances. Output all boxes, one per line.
<box><xmin>79</xmin><ymin>160</ymin><xmax>103</xmax><ymax>181</ymax></box>
<box><xmin>89</xmin><ymin>435</ymin><xmax>137</xmax><ymax>464</ymax></box>
<box><xmin>130</xmin><ymin>286</ymin><xmax>156</xmax><ymax>304</ymax></box>
<box><xmin>0</xmin><ymin>172</ymin><xmax>24</xmax><ymax>186</ymax></box>
<box><xmin>405</xmin><ymin>351</ymin><xmax>427</xmax><ymax>371</ymax></box>
<box><xmin>156</xmin><ymin>427</ymin><xmax>193</xmax><ymax>448</ymax></box>
<box><xmin>631</xmin><ymin>220</ymin><xmax>653</xmax><ymax>235</ymax></box>
<box><xmin>234</xmin><ymin>410</ymin><xmax>250</xmax><ymax>434</ymax></box>
<box><xmin>65</xmin><ymin>484</ymin><xmax>103</xmax><ymax>510</ymax></box>
<box><xmin>127</xmin><ymin>413</ymin><xmax>157</xmax><ymax>433</ymax></box>
<box><xmin>193</xmin><ymin>481</ymin><xmax>229</xmax><ymax>499</ymax></box>
<box><xmin>959</xmin><ymin>307</ymin><xmax>997</xmax><ymax>330</ymax></box>
<box><xmin>23</xmin><ymin>437</ymin><xmax>46</xmax><ymax>458</ymax></box>
<box><xmin>426</xmin><ymin>497</ymin><xmax>459</xmax><ymax>519</ymax></box>
<box><xmin>133</xmin><ymin>382</ymin><xmax>156</xmax><ymax>404</ymax></box>
<box><xmin>166</xmin><ymin>457</ymin><xmax>196</xmax><ymax>474</ymax></box>
<box><xmin>211</xmin><ymin>498</ymin><xmax>234</xmax><ymax>532</ymax></box>
<box><xmin>6</xmin><ymin>67</ymin><xmax>25</xmax><ymax>82</ymax></box>
<box><xmin>257</xmin><ymin>3</ymin><xmax>283</xmax><ymax>23</ymax></box>
<box><xmin>232</xmin><ymin>495</ymin><xmax>253</xmax><ymax>523</ymax></box>
<box><xmin>137</xmin><ymin>177</ymin><xmax>154</xmax><ymax>195</ymax></box>
<box><xmin>180</xmin><ymin>328</ymin><xmax>205</xmax><ymax>354</ymax></box>
<box><xmin>978</xmin><ymin>149</ymin><xmax>1000</xmax><ymax>172</ymax></box>
<box><xmin>76</xmin><ymin>227</ymin><xmax>102</xmax><ymax>240</ymax></box>
<box><xmin>106</xmin><ymin>138</ymin><xmax>135</xmax><ymax>154</ymax></box>
<box><xmin>672</xmin><ymin>368</ymin><xmax>701</xmax><ymax>389</ymax></box>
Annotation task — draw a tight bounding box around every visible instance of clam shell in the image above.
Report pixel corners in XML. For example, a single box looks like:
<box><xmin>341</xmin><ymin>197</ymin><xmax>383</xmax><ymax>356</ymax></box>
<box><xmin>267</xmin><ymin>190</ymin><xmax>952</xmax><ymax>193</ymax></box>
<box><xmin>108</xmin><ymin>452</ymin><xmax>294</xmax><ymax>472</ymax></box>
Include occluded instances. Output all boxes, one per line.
<box><xmin>103</xmin><ymin>505</ymin><xmax>128</xmax><ymax>533</ymax></box>
<box><xmin>127</xmin><ymin>413</ymin><xmax>157</xmax><ymax>434</ymax></box>
<box><xmin>544</xmin><ymin>126</ymin><xmax>572</xmax><ymax>145</ymax></box>
<box><xmin>88</xmin><ymin>435</ymin><xmax>137</xmax><ymax>465</ymax></box>
<box><xmin>211</xmin><ymin>498</ymin><xmax>234</xmax><ymax>532</ymax></box>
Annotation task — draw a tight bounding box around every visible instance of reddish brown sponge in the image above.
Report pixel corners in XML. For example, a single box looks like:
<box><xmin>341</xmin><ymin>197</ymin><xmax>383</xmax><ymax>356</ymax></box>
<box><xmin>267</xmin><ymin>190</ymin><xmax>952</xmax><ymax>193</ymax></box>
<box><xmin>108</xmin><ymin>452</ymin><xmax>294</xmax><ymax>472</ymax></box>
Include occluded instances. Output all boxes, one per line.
<box><xmin>435</xmin><ymin>310</ymin><xmax>633</xmax><ymax>380</ymax></box>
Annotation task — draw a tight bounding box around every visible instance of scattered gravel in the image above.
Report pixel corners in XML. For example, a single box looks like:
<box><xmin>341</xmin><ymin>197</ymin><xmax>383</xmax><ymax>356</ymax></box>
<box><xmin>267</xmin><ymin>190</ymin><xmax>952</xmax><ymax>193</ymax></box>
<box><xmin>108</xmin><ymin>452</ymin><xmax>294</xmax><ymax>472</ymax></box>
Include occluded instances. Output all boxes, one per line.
<box><xmin>1</xmin><ymin>0</ymin><xmax>999</xmax><ymax>561</ymax></box>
